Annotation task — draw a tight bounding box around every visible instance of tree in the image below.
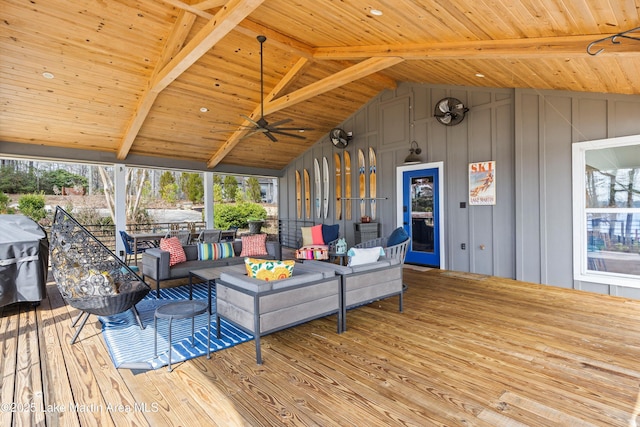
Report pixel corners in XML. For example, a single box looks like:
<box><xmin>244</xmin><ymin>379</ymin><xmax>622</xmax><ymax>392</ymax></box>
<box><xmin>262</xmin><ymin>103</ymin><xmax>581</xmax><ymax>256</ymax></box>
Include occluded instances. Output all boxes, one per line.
<box><xmin>223</xmin><ymin>175</ymin><xmax>238</xmax><ymax>202</ymax></box>
<box><xmin>181</xmin><ymin>173</ymin><xmax>203</xmax><ymax>203</ymax></box>
<box><xmin>98</xmin><ymin>166</ymin><xmax>149</xmax><ymax>223</ymax></box>
<box><xmin>39</xmin><ymin>169</ymin><xmax>87</xmax><ymax>194</ymax></box>
<box><xmin>159</xmin><ymin>171</ymin><xmax>178</xmax><ymax>203</ymax></box>
<box><xmin>245</xmin><ymin>177</ymin><xmax>262</xmax><ymax>202</ymax></box>
<box><xmin>213</xmin><ymin>183</ymin><xmax>223</xmax><ymax>203</ymax></box>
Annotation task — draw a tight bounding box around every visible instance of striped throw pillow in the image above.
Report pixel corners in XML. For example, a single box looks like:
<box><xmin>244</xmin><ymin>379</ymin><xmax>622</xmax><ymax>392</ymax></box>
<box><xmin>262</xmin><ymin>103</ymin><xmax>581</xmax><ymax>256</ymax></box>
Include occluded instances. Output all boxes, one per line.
<box><xmin>198</xmin><ymin>242</ymin><xmax>235</xmax><ymax>261</ymax></box>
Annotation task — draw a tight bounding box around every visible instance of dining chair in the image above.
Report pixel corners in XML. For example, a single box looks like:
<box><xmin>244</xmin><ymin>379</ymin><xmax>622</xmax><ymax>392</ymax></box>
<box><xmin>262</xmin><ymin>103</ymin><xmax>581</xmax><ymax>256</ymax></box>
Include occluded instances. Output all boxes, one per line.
<box><xmin>120</xmin><ymin>230</ymin><xmax>156</xmax><ymax>265</ymax></box>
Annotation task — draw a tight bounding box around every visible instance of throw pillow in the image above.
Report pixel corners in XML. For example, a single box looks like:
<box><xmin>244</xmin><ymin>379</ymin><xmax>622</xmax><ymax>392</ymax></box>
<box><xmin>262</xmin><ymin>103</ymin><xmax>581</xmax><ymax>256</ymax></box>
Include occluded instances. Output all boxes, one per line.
<box><xmin>160</xmin><ymin>236</ymin><xmax>187</xmax><ymax>266</ymax></box>
<box><xmin>240</xmin><ymin>233</ymin><xmax>268</xmax><ymax>256</ymax></box>
<box><xmin>198</xmin><ymin>242</ymin><xmax>235</xmax><ymax>261</ymax></box>
<box><xmin>387</xmin><ymin>226</ymin><xmax>410</xmax><ymax>247</ymax></box>
<box><xmin>245</xmin><ymin>258</ymin><xmax>295</xmax><ymax>281</ymax></box>
<box><xmin>321</xmin><ymin>223</ymin><xmax>339</xmax><ymax>244</ymax></box>
<box><xmin>301</xmin><ymin>226</ymin><xmax>314</xmax><ymax>246</ymax></box>
<box><xmin>311</xmin><ymin>224</ymin><xmax>325</xmax><ymax>244</ymax></box>
<box><xmin>347</xmin><ymin>246</ymin><xmax>385</xmax><ymax>267</ymax></box>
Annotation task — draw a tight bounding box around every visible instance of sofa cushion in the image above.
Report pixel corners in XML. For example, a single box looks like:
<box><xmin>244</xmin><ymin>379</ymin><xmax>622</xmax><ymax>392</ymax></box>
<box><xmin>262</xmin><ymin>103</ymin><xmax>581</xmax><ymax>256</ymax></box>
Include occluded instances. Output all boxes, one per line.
<box><xmin>198</xmin><ymin>242</ymin><xmax>235</xmax><ymax>260</ymax></box>
<box><xmin>240</xmin><ymin>234</ymin><xmax>268</xmax><ymax>257</ymax></box>
<box><xmin>322</xmin><ymin>223</ymin><xmax>340</xmax><ymax>244</ymax></box>
<box><xmin>347</xmin><ymin>246</ymin><xmax>385</xmax><ymax>266</ymax></box>
<box><xmin>387</xmin><ymin>226</ymin><xmax>410</xmax><ymax>247</ymax></box>
<box><xmin>159</xmin><ymin>236</ymin><xmax>187</xmax><ymax>266</ymax></box>
<box><xmin>245</xmin><ymin>258</ymin><xmax>295</xmax><ymax>281</ymax></box>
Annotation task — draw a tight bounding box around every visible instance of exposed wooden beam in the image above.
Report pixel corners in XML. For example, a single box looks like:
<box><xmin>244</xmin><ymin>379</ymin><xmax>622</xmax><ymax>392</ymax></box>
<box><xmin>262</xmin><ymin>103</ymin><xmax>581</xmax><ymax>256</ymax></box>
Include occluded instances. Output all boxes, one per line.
<box><xmin>117</xmin><ymin>0</ymin><xmax>265</xmax><ymax>160</ymax></box>
<box><xmin>264</xmin><ymin>57</ymin><xmax>403</xmax><ymax>114</ymax></box>
<box><xmin>206</xmin><ymin>56</ymin><xmax>402</xmax><ymax>168</ymax></box>
<box><xmin>151</xmin><ymin>0</ymin><xmax>265</xmax><ymax>92</ymax></box>
<box><xmin>207</xmin><ymin>57</ymin><xmax>311</xmax><ymax>167</ymax></box>
<box><xmin>312</xmin><ymin>34</ymin><xmax>640</xmax><ymax>60</ymax></box>
<box><xmin>193</xmin><ymin>0</ymin><xmax>228</xmax><ymax>10</ymax></box>
<box><xmin>160</xmin><ymin>0</ymin><xmax>315</xmax><ymax>57</ymax></box>
<box><xmin>116</xmin><ymin>10</ymin><xmax>196</xmax><ymax>160</ymax></box>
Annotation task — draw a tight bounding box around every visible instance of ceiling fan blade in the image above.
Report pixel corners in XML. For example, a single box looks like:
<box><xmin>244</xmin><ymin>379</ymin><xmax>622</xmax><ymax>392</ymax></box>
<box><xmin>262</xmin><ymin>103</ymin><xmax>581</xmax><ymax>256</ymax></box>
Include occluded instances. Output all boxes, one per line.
<box><xmin>269</xmin><ymin>129</ymin><xmax>307</xmax><ymax>139</ymax></box>
<box><xmin>264</xmin><ymin>131</ymin><xmax>278</xmax><ymax>142</ymax></box>
<box><xmin>241</xmin><ymin>114</ymin><xmax>261</xmax><ymax>127</ymax></box>
<box><xmin>270</xmin><ymin>127</ymin><xmax>315</xmax><ymax>131</ymax></box>
<box><xmin>268</xmin><ymin>118</ymin><xmax>293</xmax><ymax>127</ymax></box>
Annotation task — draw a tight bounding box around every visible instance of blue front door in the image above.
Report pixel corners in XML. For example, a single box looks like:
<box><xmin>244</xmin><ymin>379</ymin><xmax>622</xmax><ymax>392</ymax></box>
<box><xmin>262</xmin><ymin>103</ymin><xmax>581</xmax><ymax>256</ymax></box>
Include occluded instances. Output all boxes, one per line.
<box><xmin>402</xmin><ymin>168</ymin><xmax>440</xmax><ymax>266</ymax></box>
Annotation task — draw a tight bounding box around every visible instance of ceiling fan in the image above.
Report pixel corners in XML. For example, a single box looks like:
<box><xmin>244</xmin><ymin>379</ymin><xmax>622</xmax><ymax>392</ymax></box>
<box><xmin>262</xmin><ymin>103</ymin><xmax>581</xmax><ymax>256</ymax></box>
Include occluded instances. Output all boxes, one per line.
<box><xmin>434</xmin><ymin>97</ymin><xmax>469</xmax><ymax>126</ymax></box>
<box><xmin>238</xmin><ymin>35</ymin><xmax>313</xmax><ymax>142</ymax></box>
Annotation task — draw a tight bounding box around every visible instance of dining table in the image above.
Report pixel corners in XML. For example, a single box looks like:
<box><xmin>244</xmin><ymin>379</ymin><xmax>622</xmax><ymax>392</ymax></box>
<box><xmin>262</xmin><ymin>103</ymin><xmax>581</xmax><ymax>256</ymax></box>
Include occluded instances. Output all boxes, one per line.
<box><xmin>129</xmin><ymin>231</ymin><xmax>167</xmax><ymax>253</ymax></box>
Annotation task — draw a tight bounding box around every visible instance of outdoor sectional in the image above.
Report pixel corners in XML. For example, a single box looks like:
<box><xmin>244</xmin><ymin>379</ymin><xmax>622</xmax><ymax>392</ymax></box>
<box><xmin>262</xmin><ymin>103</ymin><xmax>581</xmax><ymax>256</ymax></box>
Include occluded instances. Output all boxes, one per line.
<box><xmin>215</xmin><ymin>262</ymin><xmax>342</xmax><ymax>364</ymax></box>
<box><xmin>141</xmin><ymin>239</ymin><xmax>281</xmax><ymax>297</ymax></box>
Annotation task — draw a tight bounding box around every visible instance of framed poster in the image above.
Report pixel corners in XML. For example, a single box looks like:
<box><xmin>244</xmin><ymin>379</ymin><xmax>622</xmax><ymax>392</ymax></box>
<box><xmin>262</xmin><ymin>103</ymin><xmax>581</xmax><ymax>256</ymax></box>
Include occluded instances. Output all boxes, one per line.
<box><xmin>469</xmin><ymin>161</ymin><xmax>496</xmax><ymax>205</ymax></box>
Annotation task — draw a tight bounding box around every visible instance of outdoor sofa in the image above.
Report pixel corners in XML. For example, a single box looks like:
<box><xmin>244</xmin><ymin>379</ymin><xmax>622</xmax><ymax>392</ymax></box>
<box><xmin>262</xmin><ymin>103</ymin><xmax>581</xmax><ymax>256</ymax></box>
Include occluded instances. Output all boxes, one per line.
<box><xmin>141</xmin><ymin>237</ymin><xmax>281</xmax><ymax>297</ymax></box>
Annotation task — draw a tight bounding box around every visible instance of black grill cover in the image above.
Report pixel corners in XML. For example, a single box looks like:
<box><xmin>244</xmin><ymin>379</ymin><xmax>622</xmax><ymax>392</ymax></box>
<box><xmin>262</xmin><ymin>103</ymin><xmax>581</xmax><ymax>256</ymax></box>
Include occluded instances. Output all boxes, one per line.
<box><xmin>0</xmin><ymin>215</ymin><xmax>49</xmax><ymax>307</ymax></box>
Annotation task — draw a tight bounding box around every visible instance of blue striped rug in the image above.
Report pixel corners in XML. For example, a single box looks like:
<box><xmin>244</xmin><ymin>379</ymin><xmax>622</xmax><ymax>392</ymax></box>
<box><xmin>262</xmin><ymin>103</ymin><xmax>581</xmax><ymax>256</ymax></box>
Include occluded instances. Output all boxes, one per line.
<box><xmin>99</xmin><ymin>283</ymin><xmax>253</xmax><ymax>370</ymax></box>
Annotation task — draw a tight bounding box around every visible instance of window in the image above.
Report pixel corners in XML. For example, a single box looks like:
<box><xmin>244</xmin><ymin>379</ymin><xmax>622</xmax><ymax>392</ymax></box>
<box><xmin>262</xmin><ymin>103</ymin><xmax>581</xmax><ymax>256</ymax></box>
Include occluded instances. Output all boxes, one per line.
<box><xmin>572</xmin><ymin>135</ymin><xmax>640</xmax><ymax>288</ymax></box>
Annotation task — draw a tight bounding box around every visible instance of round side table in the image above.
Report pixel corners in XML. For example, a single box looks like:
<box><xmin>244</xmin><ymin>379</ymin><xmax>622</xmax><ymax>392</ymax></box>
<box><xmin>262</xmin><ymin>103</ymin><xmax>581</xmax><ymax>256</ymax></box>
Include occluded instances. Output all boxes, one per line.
<box><xmin>154</xmin><ymin>300</ymin><xmax>210</xmax><ymax>372</ymax></box>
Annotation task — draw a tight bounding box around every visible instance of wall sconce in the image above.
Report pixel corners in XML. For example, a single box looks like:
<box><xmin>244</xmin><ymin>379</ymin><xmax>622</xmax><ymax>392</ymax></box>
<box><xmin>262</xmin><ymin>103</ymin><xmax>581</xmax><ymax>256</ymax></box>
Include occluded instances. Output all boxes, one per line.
<box><xmin>404</xmin><ymin>141</ymin><xmax>423</xmax><ymax>164</ymax></box>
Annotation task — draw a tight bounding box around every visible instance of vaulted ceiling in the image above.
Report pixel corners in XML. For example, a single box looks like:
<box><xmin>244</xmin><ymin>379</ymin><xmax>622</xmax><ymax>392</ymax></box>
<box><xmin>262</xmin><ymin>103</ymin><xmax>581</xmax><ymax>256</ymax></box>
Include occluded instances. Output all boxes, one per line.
<box><xmin>2</xmin><ymin>0</ymin><xmax>640</xmax><ymax>174</ymax></box>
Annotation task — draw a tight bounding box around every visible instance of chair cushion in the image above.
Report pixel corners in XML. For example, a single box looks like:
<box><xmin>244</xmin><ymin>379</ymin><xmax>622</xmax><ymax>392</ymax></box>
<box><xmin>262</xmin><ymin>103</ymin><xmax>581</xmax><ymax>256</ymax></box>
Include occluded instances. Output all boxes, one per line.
<box><xmin>159</xmin><ymin>236</ymin><xmax>187</xmax><ymax>266</ymax></box>
<box><xmin>240</xmin><ymin>233</ymin><xmax>268</xmax><ymax>256</ymax></box>
<box><xmin>322</xmin><ymin>223</ymin><xmax>339</xmax><ymax>244</ymax></box>
<box><xmin>296</xmin><ymin>245</ymin><xmax>329</xmax><ymax>260</ymax></box>
<box><xmin>347</xmin><ymin>246</ymin><xmax>385</xmax><ymax>267</ymax></box>
<box><xmin>198</xmin><ymin>242</ymin><xmax>235</xmax><ymax>260</ymax></box>
<box><xmin>387</xmin><ymin>226</ymin><xmax>410</xmax><ymax>247</ymax></box>
<box><xmin>245</xmin><ymin>258</ymin><xmax>295</xmax><ymax>281</ymax></box>
<box><xmin>311</xmin><ymin>224</ymin><xmax>325</xmax><ymax>244</ymax></box>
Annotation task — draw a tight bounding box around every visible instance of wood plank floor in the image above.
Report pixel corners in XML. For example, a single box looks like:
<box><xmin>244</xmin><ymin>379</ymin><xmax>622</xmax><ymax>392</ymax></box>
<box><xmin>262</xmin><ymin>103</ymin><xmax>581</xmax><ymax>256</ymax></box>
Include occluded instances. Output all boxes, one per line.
<box><xmin>1</xmin><ymin>268</ymin><xmax>640</xmax><ymax>426</ymax></box>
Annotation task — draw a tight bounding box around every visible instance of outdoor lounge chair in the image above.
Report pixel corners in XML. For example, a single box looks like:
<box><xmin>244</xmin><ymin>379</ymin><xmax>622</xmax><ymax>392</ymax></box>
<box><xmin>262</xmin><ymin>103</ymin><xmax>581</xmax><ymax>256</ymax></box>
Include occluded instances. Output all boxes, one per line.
<box><xmin>50</xmin><ymin>207</ymin><xmax>150</xmax><ymax>344</ymax></box>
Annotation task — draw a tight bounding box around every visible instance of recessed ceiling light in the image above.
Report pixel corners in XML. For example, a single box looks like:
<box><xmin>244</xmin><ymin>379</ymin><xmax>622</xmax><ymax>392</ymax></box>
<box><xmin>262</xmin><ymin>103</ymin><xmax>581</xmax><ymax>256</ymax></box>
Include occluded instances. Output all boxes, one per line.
<box><xmin>475</xmin><ymin>73</ymin><xmax>485</xmax><ymax>78</ymax></box>
<box><xmin>200</xmin><ymin>107</ymin><xmax>209</xmax><ymax>113</ymax></box>
<box><xmin>370</xmin><ymin>9</ymin><xmax>383</xmax><ymax>16</ymax></box>
<box><xmin>42</xmin><ymin>72</ymin><xmax>55</xmax><ymax>79</ymax></box>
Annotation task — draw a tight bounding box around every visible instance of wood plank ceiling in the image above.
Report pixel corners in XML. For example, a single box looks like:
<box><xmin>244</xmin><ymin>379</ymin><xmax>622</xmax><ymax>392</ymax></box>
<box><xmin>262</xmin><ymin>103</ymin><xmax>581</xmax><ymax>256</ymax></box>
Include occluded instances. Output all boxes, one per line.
<box><xmin>2</xmin><ymin>0</ymin><xmax>640</xmax><ymax>173</ymax></box>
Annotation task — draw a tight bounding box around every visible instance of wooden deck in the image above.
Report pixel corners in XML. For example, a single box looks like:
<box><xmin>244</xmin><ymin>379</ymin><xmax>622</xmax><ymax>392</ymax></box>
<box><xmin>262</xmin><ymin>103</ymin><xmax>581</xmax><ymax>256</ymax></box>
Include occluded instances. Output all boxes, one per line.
<box><xmin>2</xmin><ymin>268</ymin><xmax>640</xmax><ymax>426</ymax></box>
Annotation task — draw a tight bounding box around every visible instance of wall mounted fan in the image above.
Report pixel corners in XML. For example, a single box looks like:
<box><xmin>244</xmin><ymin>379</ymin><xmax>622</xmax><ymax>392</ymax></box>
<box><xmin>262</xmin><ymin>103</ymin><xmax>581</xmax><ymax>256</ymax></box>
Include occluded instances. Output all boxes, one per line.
<box><xmin>330</xmin><ymin>128</ymin><xmax>351</xmax><ymax>148</ymax></box>
<box><xmin>434</xmin><ymin>97</ymin><xmax>469</xmax><ymax>126</ymax></box>
<box><xmin>239</xmin><ymin>35</ymin><xmax>314</xmax><ymax>142</ymax></box>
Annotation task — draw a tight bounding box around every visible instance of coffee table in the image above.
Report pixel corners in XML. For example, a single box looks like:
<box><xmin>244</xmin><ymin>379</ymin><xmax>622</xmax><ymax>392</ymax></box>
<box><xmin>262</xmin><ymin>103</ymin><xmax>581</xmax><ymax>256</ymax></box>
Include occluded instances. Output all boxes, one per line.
<box><xmin>188</xmin><ymin>265</ymin><xmax>244</xmax><ymax>313</ymax></box>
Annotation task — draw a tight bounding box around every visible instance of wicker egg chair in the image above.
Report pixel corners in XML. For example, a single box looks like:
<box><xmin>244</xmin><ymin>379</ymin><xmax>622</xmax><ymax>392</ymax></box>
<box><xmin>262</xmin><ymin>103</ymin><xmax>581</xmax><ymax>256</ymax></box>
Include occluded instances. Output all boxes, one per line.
<box><xmin>50</xmin><ymin>206</ymin><xmax>151</xmax><ymax>344</ymax></box>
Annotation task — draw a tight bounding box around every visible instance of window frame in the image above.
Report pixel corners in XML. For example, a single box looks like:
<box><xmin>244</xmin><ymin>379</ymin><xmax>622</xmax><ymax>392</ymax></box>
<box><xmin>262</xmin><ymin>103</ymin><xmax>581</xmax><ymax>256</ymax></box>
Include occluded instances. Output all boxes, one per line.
<box><xmin>572</xmin><ymin>134</ymin><xmax>640</xmax><ymax>289</ymax></box>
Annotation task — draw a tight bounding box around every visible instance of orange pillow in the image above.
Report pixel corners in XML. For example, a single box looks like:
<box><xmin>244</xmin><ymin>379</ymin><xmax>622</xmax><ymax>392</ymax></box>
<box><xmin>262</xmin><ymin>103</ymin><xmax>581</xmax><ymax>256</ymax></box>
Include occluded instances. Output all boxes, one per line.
<box><xmin>159</xmin><ymin>236</ymin><xmax>187</xmax><ymax>266</ymax></box>
<box><xmin>240</xmin><ymin>233</ymin><xmax>268</xmax><ymax>256</ymax></box>
<box><xmin>311</xmin><ymin>224</ymin><xmax>325</xmax><ymax>245</ymax></box>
